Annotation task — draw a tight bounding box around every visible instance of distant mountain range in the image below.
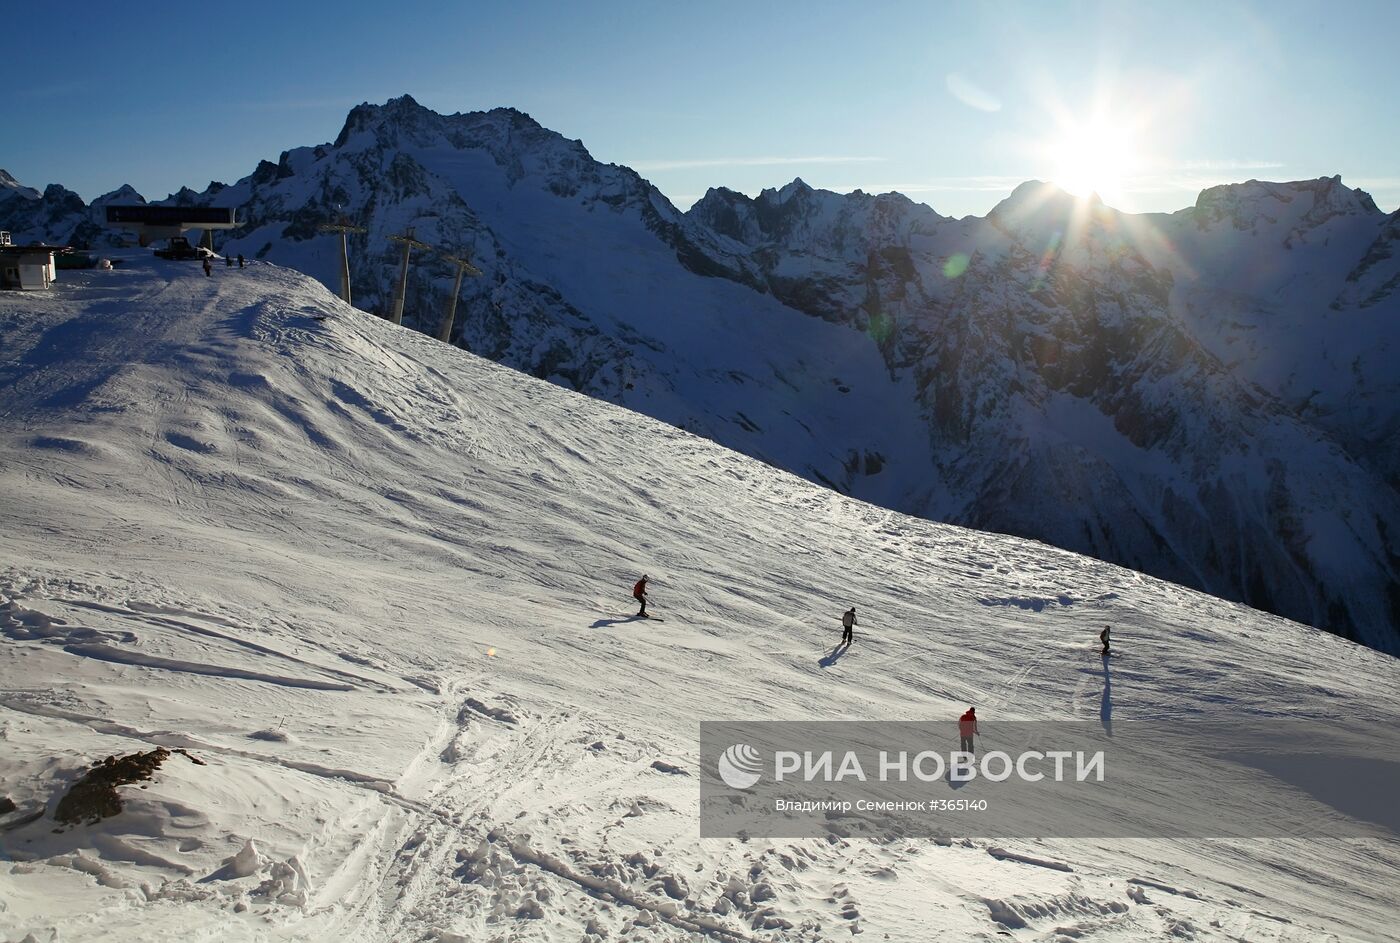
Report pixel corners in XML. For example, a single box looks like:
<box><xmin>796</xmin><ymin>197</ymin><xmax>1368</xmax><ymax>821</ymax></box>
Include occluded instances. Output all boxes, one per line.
<box><xmin>5</xmin><ymin>95</ymin><xmax>1398</xmax><ymax>653</ymax></box>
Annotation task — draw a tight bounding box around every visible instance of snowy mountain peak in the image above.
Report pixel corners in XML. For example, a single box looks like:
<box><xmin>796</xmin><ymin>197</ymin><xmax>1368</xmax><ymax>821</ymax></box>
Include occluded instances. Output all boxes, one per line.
<box><xmin>38</xmin><ymin>183</ymin><xmax>85</xmax><ymax>216</ymax></box>
<box><xmin>689</xmin><ymin>177</ymin><xmax>943</xmax><ymax>257</ymax></box>
<box><xmin>770</xmin><ymin>176</ymin><xmax>813</xmax><ymax>204</ymax></box>
<box><xmin>987</xmin><ymin>180</ymin><xmax>1081</xmax><ymax>219</ymax></box>
<box><xmin>687</xmin><ymin>186</ymin><xmax>765</xmax><ymax>243</ymax></box>
<box><xmin>334</xmin><ymin>93</ymin><xmax>439</xmax><ymax>146</ymax></box>
<box><xmin>333</xmin><ymin>96</ymin><xmax>564</xmax><ymax>158</ymax></box>
<box><xmin>91</xmin><ymin>183</ymin><xmax>146</xmax><ymax>207</ymax></box>
<box><xmin>384</xmin><ymin>91</ymin><xmax>424</xmax><ymax>111</ymax></box>
<box><xmin>1191</xmin><ymin>175</ymin><xmax>1382</xmax><ymax>232</ymax></box>
<box><xmin>167</xmin><ymin>185</ymin><xmax>203</xmax><ymax>206</ymax></box>
<box><xmin>984</xmin><ymin>180</ymin><xmax>1113</xmax><ymax>245</ymax></box>
<box><xmin>0</xmin><ymin>169</ymin><xmax>40</xmax><ymax>200</ymax></box>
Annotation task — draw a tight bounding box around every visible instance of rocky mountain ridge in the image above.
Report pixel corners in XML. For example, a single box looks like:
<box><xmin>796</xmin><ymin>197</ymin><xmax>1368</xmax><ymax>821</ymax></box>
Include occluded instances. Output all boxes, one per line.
<box><xmin>4</xmin><ymin>95</ymin><xmax>1397</xmax><ymax>651</ymax></box>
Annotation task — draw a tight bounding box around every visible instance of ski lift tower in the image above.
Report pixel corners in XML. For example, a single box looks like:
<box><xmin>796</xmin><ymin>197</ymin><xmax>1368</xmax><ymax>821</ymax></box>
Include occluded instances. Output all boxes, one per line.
<box><xmin>387</xmin><ymin>226</ymin><xmax>432</xmax><ymax>325</ymax></box>
<box><xmin>435</xmin><ymin>251</ymin><xmax>483</xmax><ymax>342</ymax></box>
<box><xmin>318</xmin><ymin>215</ymin><xmax>366</xmax><ymax>306</ymax></box>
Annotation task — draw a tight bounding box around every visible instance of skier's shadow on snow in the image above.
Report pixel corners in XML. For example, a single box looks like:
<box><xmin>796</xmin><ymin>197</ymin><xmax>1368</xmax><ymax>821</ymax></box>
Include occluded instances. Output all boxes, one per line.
<box><xmin>590</xmin><ymin>616</ymin><xmax>647</xmax><ymax>629</ymax></box>
<box><xmin>1100</xmin><ymin>656</ymin><xmax>1113</xmax><ymax>736</ymax></box>
<box><xmin>818</xmin><ymin>642</ymin><xmax>849</xmax><ymax>668</ymax></box>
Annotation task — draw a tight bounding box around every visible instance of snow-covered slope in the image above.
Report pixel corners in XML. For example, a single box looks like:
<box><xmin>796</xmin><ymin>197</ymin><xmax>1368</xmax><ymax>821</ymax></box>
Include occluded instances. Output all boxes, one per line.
<box><xmin>689</xmin><ymin>178</ymin><xmax>1400</xmax><ymax>652</ymax></box>
<box><xmin>164</xmin><ymin>99</ymin><xmax>935</xmax><ymax>515</ymax></box>
<box><xmin>3</xmin><ymin>96</ymin><xmax>1398</xmax><ymax>654</ymax></box>
<box><xmin>1141</xmin><ymin>178</ymin><xmax>1400</xmax><ymax>490</ymax></box>
<box><xmin>2</xmin><ymin>258</ymin><xmax>1398</xmax><ymax>941</ymax></box>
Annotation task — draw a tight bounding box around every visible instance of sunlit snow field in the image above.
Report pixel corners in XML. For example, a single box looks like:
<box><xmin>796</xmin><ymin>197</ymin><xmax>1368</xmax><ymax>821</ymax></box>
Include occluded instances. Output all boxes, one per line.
<box><xmin>1</xmin><ymin>258</ymin><xmax>1397</xmax><ymax>941</ymax></box>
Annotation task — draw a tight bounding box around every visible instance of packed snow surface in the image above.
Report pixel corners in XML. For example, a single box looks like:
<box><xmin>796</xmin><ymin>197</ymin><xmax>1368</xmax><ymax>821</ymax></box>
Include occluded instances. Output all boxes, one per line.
<box><xmin>1</xmin><ymin>257</ymin><xmax>1398</xmax><ymax>941</ymax></box>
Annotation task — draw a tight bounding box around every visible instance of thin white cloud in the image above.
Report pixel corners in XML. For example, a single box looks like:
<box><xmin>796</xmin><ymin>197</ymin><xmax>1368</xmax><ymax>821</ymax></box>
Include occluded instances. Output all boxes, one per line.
<box><xmin>630</xmin><ymin>156</ymin><xmax>886</xmax><ymax>172</ymax></box>
<box><xmin>1121</xmin><ymin>164</ymin><xmax>1290</xmax><ymax>195</ymax></box>
<box><xmin>824</xmin><ymin>176</ymin><xmax>1031</xmax><ymax>194</ymax></box>
<box><xmin>1174</xmin><ymin>160</ymin><xmax>1286</xmax><ymax>171</ymax></box>
<box><xmin>945</xmin><ymin>73</ymin><xmax>1002</xmax><ymax>113</ymax></box>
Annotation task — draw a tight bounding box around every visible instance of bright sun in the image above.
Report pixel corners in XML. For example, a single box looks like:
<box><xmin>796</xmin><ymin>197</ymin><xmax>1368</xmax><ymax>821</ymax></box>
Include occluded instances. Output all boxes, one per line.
<box><xmin>1047</xmin><ymin>118</ymin><xmax>1137</xmax><ymax>205</ymax></box>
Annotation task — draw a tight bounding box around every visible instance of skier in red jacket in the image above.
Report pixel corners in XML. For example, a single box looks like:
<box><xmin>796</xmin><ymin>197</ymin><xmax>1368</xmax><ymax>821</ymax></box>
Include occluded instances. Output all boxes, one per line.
<box><xmin>633</xmin><ymin>575</ymin><xmax>649</xmax><ymax>617</ymax></box>
<box><xmin>958</xmin><ymin>707</ymin><xmax>978</xmax><ymax>756</ymax></box>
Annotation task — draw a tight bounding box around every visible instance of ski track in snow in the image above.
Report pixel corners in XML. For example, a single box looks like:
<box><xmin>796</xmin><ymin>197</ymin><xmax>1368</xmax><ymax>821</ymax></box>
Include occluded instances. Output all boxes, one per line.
<box><xmin>0</xmin><ymin>257</ymin><xmax>1396</xmax><ymax>941</ymax></box>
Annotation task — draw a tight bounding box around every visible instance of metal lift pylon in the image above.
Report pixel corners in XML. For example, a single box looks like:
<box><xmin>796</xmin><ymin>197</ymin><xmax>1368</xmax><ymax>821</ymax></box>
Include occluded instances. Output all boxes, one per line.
<box><xmin>435</xmin><ymin>252</ymin><xmax>483</xmax><ymax>343</ymax></box>
<box><xmin>318</xmin><ymin>215</ymin><xmax>367</xmax><ymax>305</ymax></box>
<box><xmin>387</xmin><ymin>226</ymin><xmax>432</xmax><ymax>325</ymax></box>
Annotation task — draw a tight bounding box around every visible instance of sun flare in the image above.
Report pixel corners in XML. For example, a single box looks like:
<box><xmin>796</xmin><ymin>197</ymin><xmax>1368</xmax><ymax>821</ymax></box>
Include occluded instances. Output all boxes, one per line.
<box><xmin>1047</xmin><ymin>118</ymin><xmax>1138</xmax><ymax>205</ymax></box>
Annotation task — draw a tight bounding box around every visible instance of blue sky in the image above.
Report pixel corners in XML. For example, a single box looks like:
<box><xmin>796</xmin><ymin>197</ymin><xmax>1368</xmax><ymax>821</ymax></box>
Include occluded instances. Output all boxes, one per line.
<box><xmin>5</xmin><ymin>0</ymin><xmax>1397</xmax><ymax>216</ymax></box>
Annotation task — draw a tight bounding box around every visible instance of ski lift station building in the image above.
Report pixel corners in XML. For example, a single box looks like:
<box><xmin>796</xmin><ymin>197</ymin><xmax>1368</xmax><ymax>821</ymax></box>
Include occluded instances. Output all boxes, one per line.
<box><xmin>0</xmin><ymin>231</ymin><xmax>67</xmax><ymax>290</ymax></box>
<box><xmin>105</xmin><ymin>204</ymin><xmax>239</xmax><ymax>245</ymax></box>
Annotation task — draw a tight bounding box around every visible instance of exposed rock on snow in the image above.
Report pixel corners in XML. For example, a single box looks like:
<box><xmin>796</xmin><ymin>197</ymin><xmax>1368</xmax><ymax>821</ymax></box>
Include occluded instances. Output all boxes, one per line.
<box><xmin>53</xmin><ymin>748</ymin><xmax>204</xmax><ymax>827</ymax></box>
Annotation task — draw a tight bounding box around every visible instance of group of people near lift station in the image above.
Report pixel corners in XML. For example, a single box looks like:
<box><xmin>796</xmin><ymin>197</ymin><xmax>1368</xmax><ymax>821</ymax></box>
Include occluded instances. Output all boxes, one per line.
<box><xmin>202</xmin><ymin>254</ymin><xmax>246</xmax><ymax>276</ymax></box>
<box><xmin>629</xmin><ymin>577</ymin><xmax>1115</xmax><ymax>756</ymax></box>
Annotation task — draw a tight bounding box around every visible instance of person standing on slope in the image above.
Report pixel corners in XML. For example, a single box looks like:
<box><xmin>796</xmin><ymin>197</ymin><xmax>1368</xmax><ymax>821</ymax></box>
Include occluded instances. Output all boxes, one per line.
<box><xmin>1100</xmin><ymin>624</ymin><xmax>1111</xmax><ymax>657</ymax></box>
<box><xmin>202</xmin><ymin>256</ymin><xmax>212</xmax><ymax>277</ymax></box>
<box><xmin>633</xmin><ymin>575</ymin><xmax>650</xmax><ymax>618</ymax></box>
<box><xmin>958</xmin><ymin>707</ymin><xmax>978</xmax><ymax>757</ymax></box>
<box><xmin>841</xmin><ymin>607</ymin><xmax>857</xmax><ymax>646</ymax></box>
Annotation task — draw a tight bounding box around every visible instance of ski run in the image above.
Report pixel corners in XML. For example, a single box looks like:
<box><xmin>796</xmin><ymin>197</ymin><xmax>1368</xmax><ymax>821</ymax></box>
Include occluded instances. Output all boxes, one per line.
<box><xmin>1</xmin><ymin>257</ymin><xmax>1398</xmax><ymax>941</ymax></box>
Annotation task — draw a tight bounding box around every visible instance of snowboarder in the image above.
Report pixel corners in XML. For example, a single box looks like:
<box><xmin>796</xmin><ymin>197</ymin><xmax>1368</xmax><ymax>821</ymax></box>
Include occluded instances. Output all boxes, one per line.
<box><xmin>237</xmin><ymin>253</ymin><xmax>245</xmax><ymax>269</ymax></box>
<box><xmin>202</xmin><ymin>257</ymin><xmax>212</xmax><ymax>277</ymax></box>
<box><xmin>958</xmin><ymin>707</ymin><xmax>978</xmax><ymax>756</ymax></box>
<box><xmin>633</xmin><ymin>575</ymin><xmax>649</xmax><ymax>617</ymax></box>
<box><xmin>1100</xmin><ymin>624</ymin><xmax>1111</xmax><ymax>657</ymax></box>
<box><xmin>841</xmin><ymin>607</ymin><xmax>857</xmax><ymax>646</ymax></box>
<box><xmin>225</xmin><ymin>254</ymin><xmax>233</xmax><ymax>268</ymax></box>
